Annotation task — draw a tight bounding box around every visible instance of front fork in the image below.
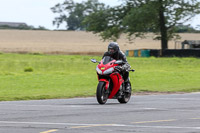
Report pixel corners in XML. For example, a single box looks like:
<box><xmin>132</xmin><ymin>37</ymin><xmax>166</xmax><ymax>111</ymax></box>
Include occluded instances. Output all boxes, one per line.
<box><xmin>99</xmin><ymin>79</ymin><xmax>110</xmax><ymax>93</ymax></box>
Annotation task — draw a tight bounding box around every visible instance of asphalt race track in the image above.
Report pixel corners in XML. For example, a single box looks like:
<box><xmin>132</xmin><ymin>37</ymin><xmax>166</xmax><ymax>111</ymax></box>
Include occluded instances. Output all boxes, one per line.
<box><xmin>0</xmin><ymin>93</ymin><xmax>200</xmax><ymax>133</ymax></box>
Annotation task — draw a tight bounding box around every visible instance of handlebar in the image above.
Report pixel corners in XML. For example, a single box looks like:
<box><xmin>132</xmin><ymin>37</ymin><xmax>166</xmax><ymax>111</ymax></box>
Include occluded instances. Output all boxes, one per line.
<box><xmin>129</xmin><ymin>69</ymin><xmax>135</xmax><ymax>72</ymax></box>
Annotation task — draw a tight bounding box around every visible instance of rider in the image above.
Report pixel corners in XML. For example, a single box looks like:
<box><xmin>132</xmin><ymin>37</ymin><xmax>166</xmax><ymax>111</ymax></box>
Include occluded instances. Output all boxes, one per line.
<box><xmin>103</xmin><ymin>42</ymin><xmax>131</xmax><ymax>93</ymax></box>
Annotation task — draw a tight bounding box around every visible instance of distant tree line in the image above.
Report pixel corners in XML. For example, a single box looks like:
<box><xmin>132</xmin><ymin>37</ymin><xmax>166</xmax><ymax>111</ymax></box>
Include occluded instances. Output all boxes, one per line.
<box><xmin>174</xmin><ymin>24</ymin><xmax>200</xmax><ymax>33</ymax></box>
<box><xmin>0</xmin><ymin>24</ymin><xmax>48</xmax><ymax>30</ymax></box>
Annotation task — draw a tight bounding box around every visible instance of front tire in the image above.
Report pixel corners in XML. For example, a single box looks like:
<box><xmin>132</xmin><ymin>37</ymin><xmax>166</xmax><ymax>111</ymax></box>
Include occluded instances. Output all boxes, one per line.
<box><xmin>96</xmin><ymin>82</ymin><xmax>108</xmax><ymax>104</ymax></box>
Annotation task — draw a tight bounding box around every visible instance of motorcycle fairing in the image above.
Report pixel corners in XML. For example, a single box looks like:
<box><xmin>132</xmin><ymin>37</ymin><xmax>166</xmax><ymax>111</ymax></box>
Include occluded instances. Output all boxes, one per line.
<box><xmin>108</xmin><ymin>73</ymin><xmax>124</xmax><ymax>99</ymax></box>
<box><xmin>98</xmin><ymin>60</ymin><xmax>116</xmax><ymax>74</ymax></box>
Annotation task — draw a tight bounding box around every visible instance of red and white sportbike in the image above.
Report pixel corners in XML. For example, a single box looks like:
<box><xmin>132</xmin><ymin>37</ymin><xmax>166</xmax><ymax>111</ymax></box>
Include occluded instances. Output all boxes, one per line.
<box><xmin>91</xmin><ymin>56</ymin><xmax>135</xmax><ymax>104</ymax></box>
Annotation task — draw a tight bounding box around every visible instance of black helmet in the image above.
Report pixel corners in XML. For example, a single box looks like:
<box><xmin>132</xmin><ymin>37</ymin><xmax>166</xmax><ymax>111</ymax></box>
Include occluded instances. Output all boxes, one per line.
<box><xmin>108</xmin><ymin>42</ymin><xmax>119</xmax><ymax>55</ymax></box>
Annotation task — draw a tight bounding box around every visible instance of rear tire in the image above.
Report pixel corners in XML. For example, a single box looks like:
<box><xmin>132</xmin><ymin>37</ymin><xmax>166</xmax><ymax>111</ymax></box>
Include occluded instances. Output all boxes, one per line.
<box><xmin>96</xmin><ymin>82</ymin><xmax>108</xmax><ymax>104</ymax></box>
<box><xmin>118</xmin><ymin>92</ymin><xmax>131</xmax><ymax>104</ymax></box>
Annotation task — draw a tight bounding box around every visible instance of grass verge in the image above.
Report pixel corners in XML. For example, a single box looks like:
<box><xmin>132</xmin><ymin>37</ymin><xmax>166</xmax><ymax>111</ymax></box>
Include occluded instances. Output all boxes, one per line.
<box><xmin>0</xmin><ymin>53</ymin><xmax>200</xmax><ymax>101</ymax></box>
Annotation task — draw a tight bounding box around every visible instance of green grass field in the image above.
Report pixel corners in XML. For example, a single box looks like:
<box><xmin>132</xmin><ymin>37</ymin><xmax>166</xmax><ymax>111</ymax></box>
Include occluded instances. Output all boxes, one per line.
<box><xmin>0</xmin><ymin>53</ymin><xmax>200</xmax><ymax>101</ymax></box>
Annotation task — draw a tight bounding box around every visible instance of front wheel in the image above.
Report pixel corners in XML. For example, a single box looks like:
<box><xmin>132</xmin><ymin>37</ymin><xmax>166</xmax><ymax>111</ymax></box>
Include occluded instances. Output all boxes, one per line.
<box><xmin>96</xmin><ymin>82</ymin><xmax>108</xmax><ymax>104</ymax></box>
<box><xmin>118</xmin><ymin>92</ymin><xmax>131</xmax><ymax>104</ymax></box>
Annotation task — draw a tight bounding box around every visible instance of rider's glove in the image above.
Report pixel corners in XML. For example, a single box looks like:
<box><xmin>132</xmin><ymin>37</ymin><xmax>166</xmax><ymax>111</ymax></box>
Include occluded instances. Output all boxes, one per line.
<box><xmin>115</xmin><ymin>66</ymin><xmax>122</xmax><ymax>72</ymax></box>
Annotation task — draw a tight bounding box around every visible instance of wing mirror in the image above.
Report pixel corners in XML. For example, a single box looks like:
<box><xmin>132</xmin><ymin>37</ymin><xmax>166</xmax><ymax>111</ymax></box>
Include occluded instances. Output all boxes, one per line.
<box><xmin>91</xmin><ymin>59</ymin><xmax>98</xmax><ymax>63</ymax></box>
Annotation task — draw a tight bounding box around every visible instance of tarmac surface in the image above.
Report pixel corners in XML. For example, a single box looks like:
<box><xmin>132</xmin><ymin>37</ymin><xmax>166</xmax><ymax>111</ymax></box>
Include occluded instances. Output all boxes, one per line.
<box><xmin>0</xmin><ymin>93</ymin><xmax>200</xmax><ymax>133</ymax></box>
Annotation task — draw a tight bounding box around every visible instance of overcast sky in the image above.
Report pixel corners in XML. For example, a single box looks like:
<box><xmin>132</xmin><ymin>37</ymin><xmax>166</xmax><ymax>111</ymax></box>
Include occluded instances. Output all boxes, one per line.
<box><xmin>0</xmin><ymin>0</ymin><xmax>199</xmax><ymax>30</ymax></box>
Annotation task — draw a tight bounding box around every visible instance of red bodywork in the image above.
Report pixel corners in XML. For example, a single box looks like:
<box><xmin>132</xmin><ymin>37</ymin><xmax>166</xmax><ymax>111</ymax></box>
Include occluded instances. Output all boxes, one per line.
<box><xmin>97</xmin><ymin>59</ymin><xmax>124</xmax><ymax>99</ymax></box>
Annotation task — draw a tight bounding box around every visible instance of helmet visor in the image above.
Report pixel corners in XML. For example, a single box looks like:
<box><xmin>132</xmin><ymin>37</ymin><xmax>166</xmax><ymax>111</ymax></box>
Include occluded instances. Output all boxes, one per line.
<box><xmin>108</xmin><ymin>48</ymin><xmax>115</xmax><ymax>54</ymax></box>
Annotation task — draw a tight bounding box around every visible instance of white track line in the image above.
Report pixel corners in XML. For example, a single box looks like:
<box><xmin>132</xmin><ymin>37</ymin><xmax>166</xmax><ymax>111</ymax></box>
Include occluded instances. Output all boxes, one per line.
<box><xmin>0</xmin><ymin>104</ymin><xmax>159</xmax><ymax>110</ymax></box>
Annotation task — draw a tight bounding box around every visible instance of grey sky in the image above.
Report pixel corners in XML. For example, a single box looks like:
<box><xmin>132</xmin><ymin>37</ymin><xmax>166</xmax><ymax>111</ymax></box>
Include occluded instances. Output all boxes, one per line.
<box><xmin>0</xmin><ymin>0</ymin><xmax>199</xmax><ymax>30</ymax></box>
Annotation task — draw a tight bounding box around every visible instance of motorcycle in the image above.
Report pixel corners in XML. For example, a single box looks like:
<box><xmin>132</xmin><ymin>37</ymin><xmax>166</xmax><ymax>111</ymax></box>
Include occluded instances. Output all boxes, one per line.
<box><xmin>91</xmin><ymin>56</ymin><xmax>135</xmax><ymax>104</ymax></box>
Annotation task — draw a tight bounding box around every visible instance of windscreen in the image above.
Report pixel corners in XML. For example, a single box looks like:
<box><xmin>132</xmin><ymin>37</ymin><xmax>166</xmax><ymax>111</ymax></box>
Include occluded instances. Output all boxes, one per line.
<box><xmin>102</xmin><ymin>56</ymin><xmax>114</xmax><ymax>65</ymax></box>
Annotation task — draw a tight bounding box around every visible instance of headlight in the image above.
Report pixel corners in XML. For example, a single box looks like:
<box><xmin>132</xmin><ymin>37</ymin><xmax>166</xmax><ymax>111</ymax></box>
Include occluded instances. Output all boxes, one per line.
<box><xmin>103</xmin><ymin>67</ymin><xmax>114</xmax><ymax>75</ymax></box>
<box><xmin>96</xmin><ymin>66</ymin><xmax>102</xmax><ymax>74</ymax></box>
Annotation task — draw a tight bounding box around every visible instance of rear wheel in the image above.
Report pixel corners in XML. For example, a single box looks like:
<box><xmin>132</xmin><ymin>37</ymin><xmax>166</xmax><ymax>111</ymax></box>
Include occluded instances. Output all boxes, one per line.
<box><xmin>118</xmin><ymin>92</ymin><xmax>131</xmax><ymax>104</ymax></box>
<box><xmin>96</xmin><ymin>82</ymin><xmax>108</xmax><ymax>104</ymax></box>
